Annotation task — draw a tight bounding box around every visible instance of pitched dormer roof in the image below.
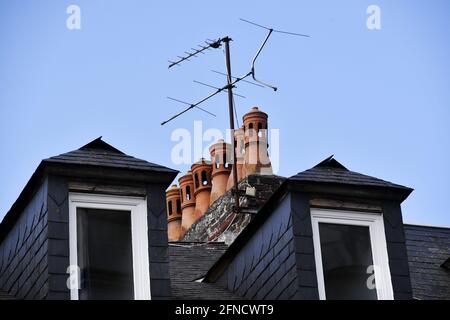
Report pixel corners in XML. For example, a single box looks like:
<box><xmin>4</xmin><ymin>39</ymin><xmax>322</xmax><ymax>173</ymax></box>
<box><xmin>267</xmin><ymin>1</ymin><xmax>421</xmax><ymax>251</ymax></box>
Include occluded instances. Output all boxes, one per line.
<box><xmin>291</xmin><ymin>155</ymin><xmax>413</xmax><ymax>193</ymax></box>
<box><xmin>44</xmin><ymin>137</ymin><xmax>176</xmax><ymax>173</ymax></box>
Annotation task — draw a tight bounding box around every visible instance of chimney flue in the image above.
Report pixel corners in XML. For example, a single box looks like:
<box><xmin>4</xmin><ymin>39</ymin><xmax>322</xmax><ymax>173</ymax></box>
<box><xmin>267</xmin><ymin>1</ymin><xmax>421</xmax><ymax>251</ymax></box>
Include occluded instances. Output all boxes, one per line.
<box><xmin>209</xmin><ymin>140</ymin><xmax>232</xmax><ymax>204</ymax></box>
<box><xmin>191</xmin><ymin>159</ymin><xmax>212</xmax><ymax>221</ymax></box>
<box><xmin>226</xmin><ymin>127</ymin><xmax>245</xmax><ymax>191</ymax></box>
<box><xmin>178</xmin><ymin>171</ymin><xmax>196</xmax><ymax>235</ymax></box>
<box><xmin>242</xmin><ymin>106</ymin><xmax>272</xmax><ymax>177</ymax></box>
<box><xmin>166</xmin><ymin>184</ymin><xmax>182</xmax><ymax>241</ymax></box>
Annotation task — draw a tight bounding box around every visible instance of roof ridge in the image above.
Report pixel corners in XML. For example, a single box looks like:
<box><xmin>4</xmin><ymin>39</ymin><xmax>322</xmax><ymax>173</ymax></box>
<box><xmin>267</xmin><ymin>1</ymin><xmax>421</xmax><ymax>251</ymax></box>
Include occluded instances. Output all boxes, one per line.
<box><xmin>79</xmin><ymin>137</ymin><xmax>125</xmax><ymax>154</ymax></box>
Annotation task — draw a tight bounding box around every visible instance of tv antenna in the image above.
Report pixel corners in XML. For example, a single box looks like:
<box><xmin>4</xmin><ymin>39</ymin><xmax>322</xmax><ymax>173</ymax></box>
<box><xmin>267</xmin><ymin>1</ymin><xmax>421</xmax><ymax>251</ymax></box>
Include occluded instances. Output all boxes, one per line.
<box><xmin>162</xmin><ymin>19</ymin><xmax>309</xmax><ymax>213</ymax></box>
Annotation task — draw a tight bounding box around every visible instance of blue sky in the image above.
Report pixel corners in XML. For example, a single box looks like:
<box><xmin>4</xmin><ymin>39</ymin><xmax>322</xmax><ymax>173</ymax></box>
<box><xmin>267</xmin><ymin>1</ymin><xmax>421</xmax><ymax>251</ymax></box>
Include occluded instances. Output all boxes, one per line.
<box><xmin>0</xmin><ymin>1</ymin><xmax>449</xmax><ymax>226</ymax></box>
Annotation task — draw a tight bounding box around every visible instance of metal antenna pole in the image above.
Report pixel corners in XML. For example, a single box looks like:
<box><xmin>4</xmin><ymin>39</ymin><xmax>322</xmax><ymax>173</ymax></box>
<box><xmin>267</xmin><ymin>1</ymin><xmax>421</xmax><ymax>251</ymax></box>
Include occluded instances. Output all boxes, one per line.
<box><xmin>224</xmin><ymin>37</ymin><xmax>240</xmax><ymax>213</ymax></box>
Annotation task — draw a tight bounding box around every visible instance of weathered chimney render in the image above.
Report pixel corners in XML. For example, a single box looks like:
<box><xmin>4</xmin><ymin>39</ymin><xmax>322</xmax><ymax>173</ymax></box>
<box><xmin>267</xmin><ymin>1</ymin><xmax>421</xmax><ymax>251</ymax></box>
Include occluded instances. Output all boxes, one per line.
<box><xmin>242</xmin><ymin>107</ymin><xmax>272</xmax><ymax>177</ymax></box>
<box><xmin>166</xmin><ymin>184</ymin><xmax>183</xmax><ymax>241</ymax></box>
<box><xmin>191</xmin><ymin>158</ymin><xmax>212</xmax><ymax>220</ymax></box>
<box><xmin>226</xmin><ymin>127</ymin><xmax>245</xmax><ymax>191</ymax></box>
<box><xmin>178</xmin><ymin>171</ymin><xmax>196</xmax><ymax>235</ymax></box>
<box><xmin>209</xmin><ymin>140</ymin><xmax>232</xmax><ymax>204</ymax></box>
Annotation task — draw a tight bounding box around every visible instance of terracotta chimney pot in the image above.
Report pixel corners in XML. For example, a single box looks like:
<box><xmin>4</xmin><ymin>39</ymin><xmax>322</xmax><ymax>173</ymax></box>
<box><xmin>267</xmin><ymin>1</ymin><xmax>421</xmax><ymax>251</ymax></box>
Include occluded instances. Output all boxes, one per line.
<box><xmin>178</xmin><ymin>171</ymin><xmax>196</xmax><ymax>235</ymax></box>
<box><xmin>209</xmin><ymin>140</ymin><xmax>232</xmax><ymax>204</ymax></box>
<box><xmin>242</xmin><ymin>106</ymin><xmax>272</xmax><ymax>177</ymax></box>
<box><xmin>226</xmin><ymin>126</ymin><xmax>245</xmax><ymax>191</ymax></box>
<box><xmin>191</xmin><ymin>158</ymin><xmax>212</xmax><ymax>222</ymax></box>
<box><xmin>166</xmin><ymin>184</ymin><xmax>182</xmax><ymax>241</ymax></box>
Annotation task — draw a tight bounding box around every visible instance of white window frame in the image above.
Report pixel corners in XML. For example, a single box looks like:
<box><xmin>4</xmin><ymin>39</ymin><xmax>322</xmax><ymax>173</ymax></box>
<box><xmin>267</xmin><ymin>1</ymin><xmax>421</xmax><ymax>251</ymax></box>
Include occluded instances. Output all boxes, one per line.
<box><xmin>69</xmin><ymin>193</ymin><xmax>151</xmax><ymax>300</ymax></box>
<box><xmin>311</xmin><ymin>208</ymin><xmax>393</xmax><ymax>300</ymax></box>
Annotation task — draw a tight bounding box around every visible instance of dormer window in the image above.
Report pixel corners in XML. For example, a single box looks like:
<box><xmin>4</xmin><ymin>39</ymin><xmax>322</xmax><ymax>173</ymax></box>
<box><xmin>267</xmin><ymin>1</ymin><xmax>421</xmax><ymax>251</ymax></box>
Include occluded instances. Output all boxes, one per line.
<box><xmin>69</xmin><ymin>193</ymin><xmax>151</xmax><ymax>300</ymax></box>
<box><xmin>311</xmin><ymin>209</ymin><xmax>393</xmax><ymax>300</ymax></box>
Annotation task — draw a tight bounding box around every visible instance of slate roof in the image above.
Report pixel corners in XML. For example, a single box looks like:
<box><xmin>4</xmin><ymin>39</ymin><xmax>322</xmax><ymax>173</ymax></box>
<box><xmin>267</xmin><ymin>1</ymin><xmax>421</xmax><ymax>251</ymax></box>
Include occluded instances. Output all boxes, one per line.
<box><xmin>169</xmin><ymin>242</ymin><xmax>241</xmax><ymax>300</ymax></box>
<box><xmin>205</xmin><ymin>156</ymin><xmax>415</xmax><ymax>282</ymax></box>
<box><xmin>0</xmin><ymin>290</ymin><xmax>15</xmax><ymax>300</ymax></box>
<box><xmin>404</xmin><ymin>224</ymin><xmax>450</xmax><ymax>300</ymax></box>
<box><xmin>44</xmin><ymin>137</ymin><xmax>176</xmax><ymax>173</ymax></box>
<box><xmin>291</xmin><ymin>155</ymin><xmax>412</xmax><ymax>191</ymax></box>
<box><xmin>1</xmin><ymin>137</ymin><xmax>177</xmax><ymax>242</ymax></box>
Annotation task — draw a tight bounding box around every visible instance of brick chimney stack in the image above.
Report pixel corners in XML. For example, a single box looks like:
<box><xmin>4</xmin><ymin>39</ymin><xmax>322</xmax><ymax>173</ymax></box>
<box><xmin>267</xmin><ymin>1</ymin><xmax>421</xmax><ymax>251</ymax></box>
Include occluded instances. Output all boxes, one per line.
<box><xmin>178</xmin><ymin>171</ymin><xmax>196</xmax><ymax>235</ymax></box>
<box><xmin>242</xmin><ymin>106</ymin><xmax>272</xmax><ymax>177</ymax></box>
<box><xmin>209</xmin><ymin>140</ymin><xmax>232</xmax><ymax>204</ymax></box>
<box><xmin>191</xmin><ymin>158</ymin><xmax>212</xmax><ymax>221</ymax></box>
<box><xmin>226</xmin><ymin>127</ymin><xmax>245</xmax><ymax>191</ymax></box>
<box><xmin>166</xmin><ymin>184</ymin><xmax>182</xmax><ymax>241</ymax></box>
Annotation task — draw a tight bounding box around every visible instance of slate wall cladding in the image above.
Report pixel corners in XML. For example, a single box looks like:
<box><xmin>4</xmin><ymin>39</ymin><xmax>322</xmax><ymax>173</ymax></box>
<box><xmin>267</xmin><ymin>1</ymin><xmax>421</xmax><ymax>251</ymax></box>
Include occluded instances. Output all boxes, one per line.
<box><xmin>290</xmin><ymin>191</ymin><xmax>320</xmax><ymax>300</ymax></box>
<box><xmin>382</xmin><ymin>200</ymin><xmax>413</xmax><ymax>300</ymax></box>
<box><xmin>46</xmin><ymin>175</ymin><xmax>70</xmax><ymax>300</ymax></box>
<box><xmin>216</xmin><ymin>194</ymin><xmax>299</xmax><ymax>299</ymax></box>
<box><xmin>146</xmin><ymin>183</ymin><xmax>172</xmax><ymax>300</ymax></box>
<box><xmin>0</xmin><ymin>179</ymin><xmax>49</xmax><ymax>300</ymax></box>
<box><xmin>404</xmin><ymin>224</ymin><xmax>450</xmax><ymax>300</ymax></box>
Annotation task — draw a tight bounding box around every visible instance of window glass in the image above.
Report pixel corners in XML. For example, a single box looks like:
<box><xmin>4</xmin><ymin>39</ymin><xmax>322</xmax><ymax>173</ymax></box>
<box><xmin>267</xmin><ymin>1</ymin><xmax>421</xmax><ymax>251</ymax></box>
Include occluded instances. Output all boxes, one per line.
<box><xmin>77</xmin><ymin>208</ymin><xmax>134</xmax><ymax>300</ymax></box>
<box><xmin>318</xmin><ymin>223</ymin><xmax>377</xmax><ymax>300</ymax></box>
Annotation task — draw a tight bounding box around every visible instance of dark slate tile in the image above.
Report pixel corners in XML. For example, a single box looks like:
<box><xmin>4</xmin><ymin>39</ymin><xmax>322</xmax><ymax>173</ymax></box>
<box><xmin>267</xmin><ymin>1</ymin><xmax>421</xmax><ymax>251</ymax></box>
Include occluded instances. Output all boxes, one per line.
<box><xmin>296</xmin><ymin>286</ymin><xmax>319</xmax><ymax>300</ymax></box>
<box><xmin>150</xmin><ymin>279</ymin><xmax>171</xmax><ymax>298</ymax></box>
<box><xmin>295</xmin><ymin>253</ymin><xmax>315</xmax><ymax>271</ymax></box>
<box><xmin>148</xmin><ymin>230</ymin><xmax>168</xmax><ymax>247</ymax></box>
<box><xmin>389</xmin><ymin>258</ymin><xmax>411</xmax><ymax>276</ymax></box>
<box><xmin>297</xmin><ymin>269</ymin><xmax>317</xmax><ymax>288</ymax></box>
<box><xmin>150</xmin><ymin>262</ymin><xmax>170</xmax><ymax>280</ymax></box>
<box><xmin>294</xmin><ymin>236</ymin><xmax>315</xmax><ymax>254</ymax></box>
<box><xmin>149</xmin><ymin>245</ymin><xmax>169</xmax><ymax>263</ymax></box>
<box><xmin>391</xmin><ymin>275</ymin><xmax>413</xmax><ymax>294</ymax></box>
<box><xmin>48</xmin><ymin>239</ymin><xmax>69</xmax><ymax>257</ymax></box>
<box><xmin>48</xmin><ymin>255</ymin><xmax>70</xmax><ymax>274</ymax></box>
<box><xmin>47</xmin><ymin>221</ymin><xmax>69</xmax><ymax>240</ymax></box>
<box><xmin>49</xmin><ymin>274</ymin><xmax>70</xmax><ymax>292</ymax></box>
<box><xmin>387</xmin><ymin>242</ymin><xmax>408</xmax><ymax>260</ymax></box>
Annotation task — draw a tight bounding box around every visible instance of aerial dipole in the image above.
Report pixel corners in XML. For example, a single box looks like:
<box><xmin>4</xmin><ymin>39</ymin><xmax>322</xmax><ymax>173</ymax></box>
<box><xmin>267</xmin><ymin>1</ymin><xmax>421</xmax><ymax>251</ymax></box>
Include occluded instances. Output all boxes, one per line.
<box><xmin>162</xmin><ymin>19</ymin><xmax>309</xmax><ymax>213</ymax></box>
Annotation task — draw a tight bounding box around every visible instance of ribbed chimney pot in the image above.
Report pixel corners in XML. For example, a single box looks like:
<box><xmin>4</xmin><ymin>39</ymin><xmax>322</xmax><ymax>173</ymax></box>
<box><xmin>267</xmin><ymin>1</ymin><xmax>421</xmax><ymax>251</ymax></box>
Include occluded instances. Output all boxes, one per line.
<box><xmin>226</xmin><ymin>127</ymin><xmax>245</xmax><ymax>191</ymax></box>
<box><xmin>242</xmin><ymin>106</ymin><xmax>272</xmax><ymax>177</ymax></box>
<box><xmin>178</xmin><ymin>171</ymin><xmax>196</xmax><ymax>235</ymax></box>
<box><xmin>191</xmin><ymin>158</ymin><xmax>212</xmax><ymax>222</ymax></box>
<box><xmin>166</xmin><ymin>184</ymin><xmax>182</xmax><ymax>241</ymax></box>
<box><xmin>209</xmin><ymin>140</ymin><xmax>232</xmax><ymax>204</ymax></box>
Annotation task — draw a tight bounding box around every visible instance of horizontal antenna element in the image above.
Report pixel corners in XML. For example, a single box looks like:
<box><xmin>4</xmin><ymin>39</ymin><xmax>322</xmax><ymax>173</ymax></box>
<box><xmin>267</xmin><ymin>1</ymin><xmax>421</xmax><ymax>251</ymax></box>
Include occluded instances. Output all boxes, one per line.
<box><xmin>239</xmin><ymin>18</ymin><xmax>310</xmax><ymax>37</ymax></box>
<box><xmin>211</xmin><ymin>70</ymin><xmax>265</xmax><ymax>88</ymax></box>
<box><xmin>162</xmin><ymin>71</ymin><xmax>251</xmax><ymax>125</ymax></box>
<box><xmin>193</xmin><ymin>80</ymin><xmax>246</xmax><ymax>98</ymax></box>
<box><xmin>166</xmin><ymin>96</ymin><xmax>216</xmax><ymax>118</ymax></box>
<box><xmin>168</xmin><ymin>38</ymin><xmax>226</xmax><ymax>69</ymax></box>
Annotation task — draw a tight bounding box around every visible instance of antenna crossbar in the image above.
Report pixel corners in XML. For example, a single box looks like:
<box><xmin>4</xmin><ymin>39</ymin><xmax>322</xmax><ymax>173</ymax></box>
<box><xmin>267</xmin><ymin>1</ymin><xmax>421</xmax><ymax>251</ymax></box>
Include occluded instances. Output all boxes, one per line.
<box><xmin>161</xmin><ymin>71</ymin><xmax>251</xmax><ymax>125</ymax></box>
<box><xmin>193</xmin><ymin>80</ymin><xmax>246</xmax><ymax>98</ymax></box>
<box><xmin>168</xmin><ymin>37</ymin><xmax>226</xmax><ymax>69</ymax></box>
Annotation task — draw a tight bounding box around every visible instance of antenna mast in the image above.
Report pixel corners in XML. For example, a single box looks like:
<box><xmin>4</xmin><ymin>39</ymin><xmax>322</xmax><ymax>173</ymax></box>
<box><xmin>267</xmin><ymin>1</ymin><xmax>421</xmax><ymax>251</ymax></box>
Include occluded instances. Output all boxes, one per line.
<box><xmin>223</xmin><ymin>37</ymin><xmax>240</xmax><ymax>213</ymax></box>
<box><xmin>162</xmin><ymin>19</ymin><xmax>309</xmax><ymax>213</ymax></box>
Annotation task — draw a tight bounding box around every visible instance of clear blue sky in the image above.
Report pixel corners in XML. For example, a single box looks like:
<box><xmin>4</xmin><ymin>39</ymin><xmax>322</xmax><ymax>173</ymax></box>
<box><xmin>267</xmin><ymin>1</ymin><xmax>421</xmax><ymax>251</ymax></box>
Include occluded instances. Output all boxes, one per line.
<box><xmin>1</xmin><ymin>1</ymin><xmax>449</xmax><ymax>226</ymax></box>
